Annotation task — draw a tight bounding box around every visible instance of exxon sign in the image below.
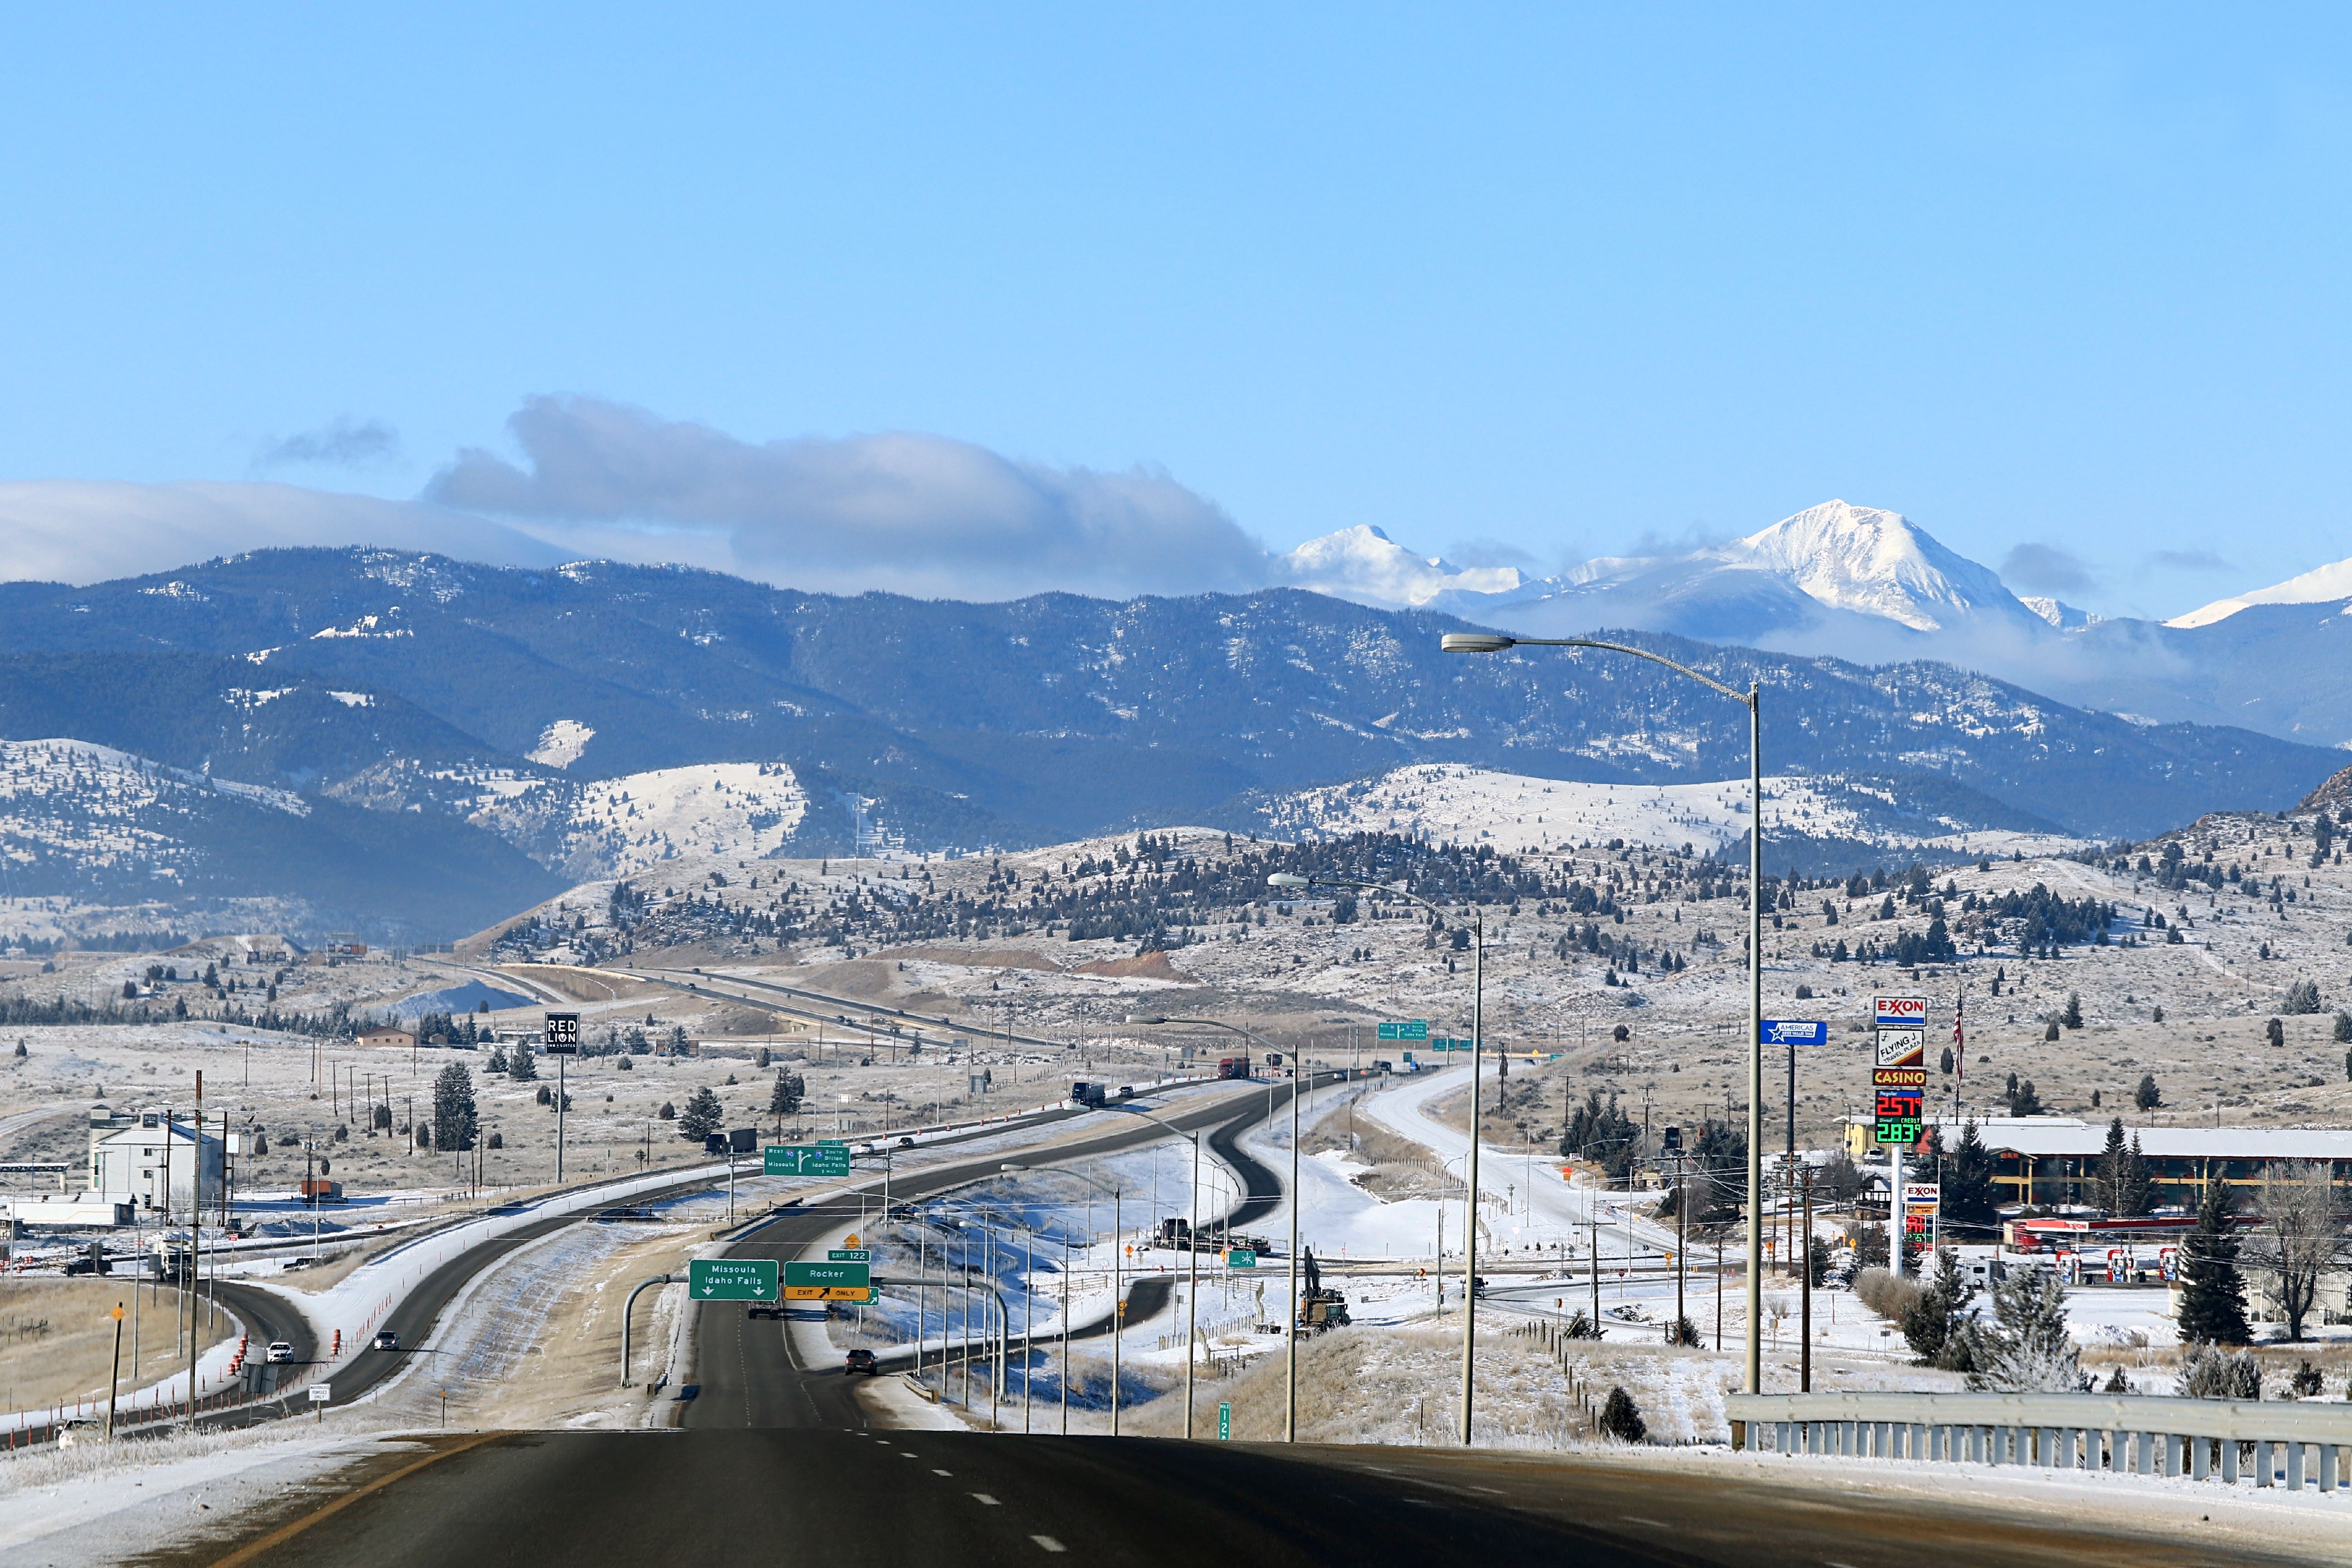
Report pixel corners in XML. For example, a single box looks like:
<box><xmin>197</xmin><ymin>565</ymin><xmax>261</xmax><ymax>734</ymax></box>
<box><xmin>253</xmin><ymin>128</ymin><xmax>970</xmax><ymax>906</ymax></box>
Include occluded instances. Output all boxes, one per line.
<box><xmin>1873</xmin><ymin>995</ymin><xmax>1928</xmax><ymax>1028</ymax></box>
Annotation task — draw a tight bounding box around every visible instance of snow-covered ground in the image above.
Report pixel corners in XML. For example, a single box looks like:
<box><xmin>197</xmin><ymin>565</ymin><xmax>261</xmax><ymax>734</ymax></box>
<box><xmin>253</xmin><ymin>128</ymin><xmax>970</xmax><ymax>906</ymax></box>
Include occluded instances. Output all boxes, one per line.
<box><xmin>1261</xmin><ymin>762</ymin><xmax>2088</xmax><ymax>859</ymax></box>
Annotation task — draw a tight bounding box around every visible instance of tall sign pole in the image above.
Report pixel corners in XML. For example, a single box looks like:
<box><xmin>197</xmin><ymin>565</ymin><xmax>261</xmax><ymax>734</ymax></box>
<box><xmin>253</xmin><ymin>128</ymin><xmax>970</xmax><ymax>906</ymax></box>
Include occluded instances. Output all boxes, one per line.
<box><xmin>545</xmin><ymin>1012</ymin><xmax>581</xmax><ymax>1183</ymax></box>
<box><xmin>1873</xmin><ymin>995</ymin><xmax>1928</xmax><ymax>1279</ymax></box>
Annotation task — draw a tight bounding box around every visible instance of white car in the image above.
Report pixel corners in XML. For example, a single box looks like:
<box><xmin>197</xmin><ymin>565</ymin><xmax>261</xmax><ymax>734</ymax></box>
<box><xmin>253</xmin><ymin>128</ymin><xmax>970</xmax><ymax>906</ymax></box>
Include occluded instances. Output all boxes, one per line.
<box><xmin>265</xmin><ymin>1341</ymin><xmax>295</xmax><ymax>1364</ymax></box>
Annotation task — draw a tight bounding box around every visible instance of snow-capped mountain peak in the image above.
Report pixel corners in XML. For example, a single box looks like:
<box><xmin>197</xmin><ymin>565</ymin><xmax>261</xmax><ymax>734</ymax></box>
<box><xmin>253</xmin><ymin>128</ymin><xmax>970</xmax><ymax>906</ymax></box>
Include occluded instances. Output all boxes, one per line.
<box><xmin>2168</xmin><ymin>554</ymin><xmax>2352</xmax><ymax>629</ymax></box>
<box><xmin>1720</xmin><ymin>500</ymin><xmax>2020</xmax><ymax>633</ymax></box>
<box><xmin>2019</xmin><ymin>596</ymin><xmax>2100</xmax><ymax>631</ymax></box>
<box><xmin>1278</xmin><ymin>524</ymin><xmax>1524</xmax><ymax>608</ymax></box>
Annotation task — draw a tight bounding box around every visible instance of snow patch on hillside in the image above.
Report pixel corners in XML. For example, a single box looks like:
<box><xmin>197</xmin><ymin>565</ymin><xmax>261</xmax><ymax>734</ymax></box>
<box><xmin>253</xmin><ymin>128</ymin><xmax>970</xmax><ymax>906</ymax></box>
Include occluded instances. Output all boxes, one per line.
<box><xmin>526</xmin><ymin>719</ymin><xmax>595</xmax><ymax>769</ymax></box>
<box><xmin>445</xmin><ymin>760</ymin><xmax>808</xmax><ymax>878</ymax></box>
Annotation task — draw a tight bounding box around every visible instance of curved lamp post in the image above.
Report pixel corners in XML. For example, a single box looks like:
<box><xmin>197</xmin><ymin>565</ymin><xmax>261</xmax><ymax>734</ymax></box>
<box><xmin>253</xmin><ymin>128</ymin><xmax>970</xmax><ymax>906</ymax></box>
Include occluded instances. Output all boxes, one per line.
<box><xmin>1438</xmin><ymin>629</ymin><xmax>1764</xmax><ymax>1398</ymax></box>
<box><xmin>1127</xmin><ymin>1013</ymin><xmax>1309</xmax><ymax>1443</ymax></box>
<box><xmin>1269</xmin><ymin>868</ymin><xmax>1485</xmax><ymax>1443</ymax></box>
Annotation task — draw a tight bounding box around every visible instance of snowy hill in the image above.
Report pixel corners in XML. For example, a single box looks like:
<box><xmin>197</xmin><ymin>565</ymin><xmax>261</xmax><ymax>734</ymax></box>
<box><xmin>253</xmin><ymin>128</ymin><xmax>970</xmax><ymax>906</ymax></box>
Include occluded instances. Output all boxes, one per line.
<box><xmin>459</xmin><ymin>760</ymin><xmax>809</xmax><ymax>878</ymax></box>
<box><xmin>0</xmin><ymin>736</ymin><xmax>559</xmax><ymax>934</ymax></box>
<box><xmin>1277</xmin><ymin>524</ymin><xmax>1523</xmax><ymax>608</ymax></box>
<box><xmin>335</xmin><ymin>756</ymin><xmax>812</xmax><ymax>880</ymax></box>
<box><xmin>1256</xmin><ymin>762</ymin><xmax>2087</xmax><ymax>867</ymax></box>
<box><xmin>2168</xmin><ymin>556</ymin><xmax>2352</xmax><ymax>629</ymax></box>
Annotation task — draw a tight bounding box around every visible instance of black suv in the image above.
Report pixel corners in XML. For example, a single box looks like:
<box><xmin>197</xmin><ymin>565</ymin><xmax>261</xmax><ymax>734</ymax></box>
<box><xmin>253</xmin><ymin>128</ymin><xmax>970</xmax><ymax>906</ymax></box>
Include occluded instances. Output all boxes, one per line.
<box><xmin>844</xmin><ymin>1348</ymin><xmax>879</xmax><ymax>1376</ymax></box>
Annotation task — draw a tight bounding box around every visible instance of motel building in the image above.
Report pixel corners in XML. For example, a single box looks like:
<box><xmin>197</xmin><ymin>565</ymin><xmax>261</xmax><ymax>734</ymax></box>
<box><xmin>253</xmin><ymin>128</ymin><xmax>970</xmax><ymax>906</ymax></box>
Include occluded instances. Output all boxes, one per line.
<box><xmin>1843</xmin><ymin>1114</ymin><xmax>2352</xmax><ymax>1209</ymax></box>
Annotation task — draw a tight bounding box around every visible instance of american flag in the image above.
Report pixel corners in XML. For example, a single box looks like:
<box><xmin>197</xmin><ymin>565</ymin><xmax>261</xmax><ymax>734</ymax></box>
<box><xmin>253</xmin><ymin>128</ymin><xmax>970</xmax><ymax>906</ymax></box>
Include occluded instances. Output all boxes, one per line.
<box><xmin>1952</xmin><ymin>989</ymin><xmax>1965</xmax><ymax>1087</ymax></box>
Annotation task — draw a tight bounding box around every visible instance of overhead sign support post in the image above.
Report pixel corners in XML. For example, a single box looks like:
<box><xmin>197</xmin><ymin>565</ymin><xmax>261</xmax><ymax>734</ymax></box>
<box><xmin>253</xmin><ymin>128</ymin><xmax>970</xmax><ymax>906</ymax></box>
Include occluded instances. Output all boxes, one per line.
<box><xmin>544</xmin><ymin>1012</ymin><xmax>581</xmax><ymax>1184</ymax></box>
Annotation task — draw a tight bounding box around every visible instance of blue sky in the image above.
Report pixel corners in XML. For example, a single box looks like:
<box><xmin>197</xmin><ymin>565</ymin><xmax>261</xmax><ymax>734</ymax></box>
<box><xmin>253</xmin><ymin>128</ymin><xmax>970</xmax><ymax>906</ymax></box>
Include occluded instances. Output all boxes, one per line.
<box><xmin>4</xmin><ymin>7</ymin><xmax>2351</xmax><ymax>617</ymax></box>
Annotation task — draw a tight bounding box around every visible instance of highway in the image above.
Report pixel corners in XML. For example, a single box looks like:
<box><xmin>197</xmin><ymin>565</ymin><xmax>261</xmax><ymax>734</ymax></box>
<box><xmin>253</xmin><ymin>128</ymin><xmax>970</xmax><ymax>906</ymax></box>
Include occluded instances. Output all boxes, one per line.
<box><xmin>683</xmin><ymin>1078</ymin><xmax>1315</xmax><ymax>1430</ymax></box>
<box><xmin>203</xmin><ymin>1427</ymin><xmax>2316</xmax><ymax>1568</ymax></box>
<box><xmin>192</xmin><ymin>1073</ymin><xmax>2323</xmax><ymax>1568</ymax></box>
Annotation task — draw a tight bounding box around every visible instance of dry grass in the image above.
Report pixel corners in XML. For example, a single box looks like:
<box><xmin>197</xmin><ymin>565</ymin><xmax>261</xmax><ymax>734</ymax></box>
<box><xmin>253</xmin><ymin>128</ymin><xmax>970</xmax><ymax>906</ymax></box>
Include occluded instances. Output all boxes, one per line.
<box><xmin>1300</xmin><ymin>1093</ymin><xmax>1461</xmax><ymax>1202</ymax></box>
<box><xmin>1118</xmin><ymin>1324</ymin><xmax>1744</xmax><ymax>1448</ymax></box>
<box><xmin>0</xmin><ymin>1279</ymin><xmax>235</xmax><ymax>1413</ymax></box>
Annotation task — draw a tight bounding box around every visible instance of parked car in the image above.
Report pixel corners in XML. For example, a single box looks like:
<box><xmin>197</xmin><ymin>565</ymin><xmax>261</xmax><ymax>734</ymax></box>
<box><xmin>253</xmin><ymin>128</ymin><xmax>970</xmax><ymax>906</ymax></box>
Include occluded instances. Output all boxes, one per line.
<box><xmin>372</xmin><ymin>1330</ymin><xmax>400</xmax><ymax>1351</ymax></box>
<box><xmin>265</xmin><ymin>1341</ymin><xmax>296</xmax><ymax>1363</ymax></box>
<box><xmin>844</xmin><ymin>1348</ymin><xmax>879</xmax><ymax>1376</ymax></box>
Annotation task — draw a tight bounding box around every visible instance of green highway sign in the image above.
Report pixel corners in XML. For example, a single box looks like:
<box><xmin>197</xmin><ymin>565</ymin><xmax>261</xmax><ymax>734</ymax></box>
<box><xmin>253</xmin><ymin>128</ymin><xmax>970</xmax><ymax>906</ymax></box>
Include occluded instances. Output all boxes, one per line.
<box><xmin>1377</xmin><ymin>1019</ymin><xmax>1429</xmax><ymax>1041</ymax></box>
<box><xmin>1225</xmin><ymin>1248</ymin><xmax>1258</xmax><ymax>1269</ymax></box>
<box><xmin>689</xmin><ymin>1258</ymin><xmax>779</xmax><ymax>1301</ymax></box>
<box><xmin>1218</xmin><ymin>1401</ymin><xmax>1231</xmax><ymax>1440</ymax></box>
<box><xmin>827</xmin><ymin>1248</ymin><xmax>872</xmax><ymax>1262</ymax></box>
<box><xmin>766</xmin><ymin>1144</ymin><xmax>854</xmax><ymax>1177</ymax></box>
<box><xmin>786</xmin><ymin>1260</ymin><xmax>873</xmax><ymax>1301</ymax></box>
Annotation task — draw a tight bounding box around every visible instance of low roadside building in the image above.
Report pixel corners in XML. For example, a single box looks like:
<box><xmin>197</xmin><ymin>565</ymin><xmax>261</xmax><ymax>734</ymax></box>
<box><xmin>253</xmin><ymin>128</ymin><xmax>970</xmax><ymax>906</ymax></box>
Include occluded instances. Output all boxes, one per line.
<box><xmin>1844</xmin><ymin>1113</ymin><xmax>2352</xmax><ymax>1209</ymax></box>
<box><xmin>356</xmin><ymin>1024</ymin><xmax>417</xmax><ymax>1050</ymax></box>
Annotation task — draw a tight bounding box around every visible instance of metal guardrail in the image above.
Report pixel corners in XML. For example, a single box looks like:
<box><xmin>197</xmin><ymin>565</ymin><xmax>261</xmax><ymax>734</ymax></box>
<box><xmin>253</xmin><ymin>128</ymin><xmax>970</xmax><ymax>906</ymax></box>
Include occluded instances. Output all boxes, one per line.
<box><xmin>1727</xmin><ymin>1391</ymin><xmax>2352</xmax><ymax>1492</ymax></box>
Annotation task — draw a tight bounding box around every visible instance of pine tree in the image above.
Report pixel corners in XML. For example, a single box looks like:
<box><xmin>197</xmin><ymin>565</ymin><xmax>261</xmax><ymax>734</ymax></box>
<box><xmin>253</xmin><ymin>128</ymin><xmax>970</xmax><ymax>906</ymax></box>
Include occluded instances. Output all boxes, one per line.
<box><xmin>509</xmin><ymin>1042</ymin><xmax>538</xmax><ymax>1082</ymax></box>
<box><xmin>2107</xmin><ymin>1114</ymin><xmax>2145</xmax><ymax>1213</ymax></box>
<box><xmin>1598</xmin><ymin>1386</ymin><xmax>1647</xmax><ymax>1443</ymax></box>
<box><xmin>1943</xmin><ymin>1122</ymin><xmax>1999</xmax><ymax>1228</ymax></box>
<box><xmin>430</xmin><ymin>1061</ymin><xmax>478</xmax><ymax>1153</ymax></box>
<box><xmin>2176</xmin><ymin>1180</ymin><xmax>2251</xmax><ymax>1344</ymax></box>
<box><xmin>1965</xmin><ymin>1265</ymin><xmax>2081</xmax><ymax>1391</ymax></box>
<box><xmin>2117</xmin><ymin>1134</ymin><xmax>2155</xmax><ymax>1218</ymax></box>
<box><xmin>2336</xmin><ymin>1011</ymin><xmax>2352</xmax><ymax>1044</ymax></box>
<box><xmin>679</xmin><ymin>1085</ymin><xmax>725</xmax><ymax>1140</ymax></box>
<box><xmin>2133</xmin><ymin>1072</ymin><xmax>2161</xmax><ymax>1111</ymax></box>
<box><xmin>2061</xmin><ymin>992</ymin><xmax>2083</xmax><ymax>1029</ymax></box>
<box><xmin>1900</xmin><ymin>1247</ymin><xmax>1977</xmax><ymax>1368</ymax></box>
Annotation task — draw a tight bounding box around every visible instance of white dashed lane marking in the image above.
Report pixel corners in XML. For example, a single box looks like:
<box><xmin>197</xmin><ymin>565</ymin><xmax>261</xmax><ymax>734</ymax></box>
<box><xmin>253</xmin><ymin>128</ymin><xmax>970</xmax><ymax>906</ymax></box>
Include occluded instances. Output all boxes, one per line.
<box><xmin>972</xmin><ymin>1493</ymin><xmax>1001</xmax><ymax>1506</ymax></box>
<box><xmin>933</xmin><ymin>1469</ymin><xmax>953</xmax><ymax>1477</ymax></box>
<box><xmin>1031</xmin><ymin>1537</ymin><xmax>1067</xmax><ymax>1554</ymax></box>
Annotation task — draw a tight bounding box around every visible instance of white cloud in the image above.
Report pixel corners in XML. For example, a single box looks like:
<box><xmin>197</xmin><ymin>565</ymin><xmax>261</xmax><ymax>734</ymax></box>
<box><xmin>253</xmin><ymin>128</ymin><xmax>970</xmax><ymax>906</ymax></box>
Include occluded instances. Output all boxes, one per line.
<box><xmin>427</xmin><ymin>395</ymin><xmax>1273</xmax><ymax>600</ymax></box>
<box><xmin>0</xmin><ymin>480</ymin><xmax>562</xmax><ymax>586</ymax></box>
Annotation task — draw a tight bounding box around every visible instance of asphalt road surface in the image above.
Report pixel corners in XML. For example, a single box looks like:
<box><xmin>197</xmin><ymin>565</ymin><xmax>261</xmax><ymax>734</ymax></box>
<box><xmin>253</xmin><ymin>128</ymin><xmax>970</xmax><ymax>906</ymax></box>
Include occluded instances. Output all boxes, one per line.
<box><xmin>207</xmin><ymin>1428</ymin><xmax>2321</xmax><ymax>1568</ymax></box>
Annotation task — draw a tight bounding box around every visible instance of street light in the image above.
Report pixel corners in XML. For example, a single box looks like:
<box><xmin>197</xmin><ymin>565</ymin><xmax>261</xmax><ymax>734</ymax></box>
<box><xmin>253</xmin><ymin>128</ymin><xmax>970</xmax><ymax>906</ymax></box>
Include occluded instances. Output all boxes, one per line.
<box><xmin>1091</xmin><ymin>1082</ymin><xmax>1215</xmax><ymax>1440</ymax></box>
<box><xmin>1269</xmin><ymin>868</ymin><xmax>1485</xmax><ymax>1444</ymax></box>
<box><xmin>1128</xmin><ymin>1014</ymin><xmax>1309</xmax><ymax>1443</ymax></box>
<box><xmin>1000</xmin><ymin>1161</ymin><xmax>1123</xmax><ymax>1435</ymax></box>
<box><xmin>1439</xmin><ymin>629</ymin><xmax>1765</xmax><ymax>1398</ymax></box>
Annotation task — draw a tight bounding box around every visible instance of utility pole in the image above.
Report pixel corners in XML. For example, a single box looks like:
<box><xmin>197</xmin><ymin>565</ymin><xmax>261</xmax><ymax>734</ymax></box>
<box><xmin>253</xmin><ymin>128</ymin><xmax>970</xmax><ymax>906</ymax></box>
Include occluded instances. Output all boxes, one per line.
<box><xmin>1800</xmin><ymin>1167</ymin><xmax>1815</xmax><ymax>1393</ymax></box>
<box><xmin>185</xmin><ymin>1069</ymin><xmax>201</xmax><ymax>1424</ymax></box>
